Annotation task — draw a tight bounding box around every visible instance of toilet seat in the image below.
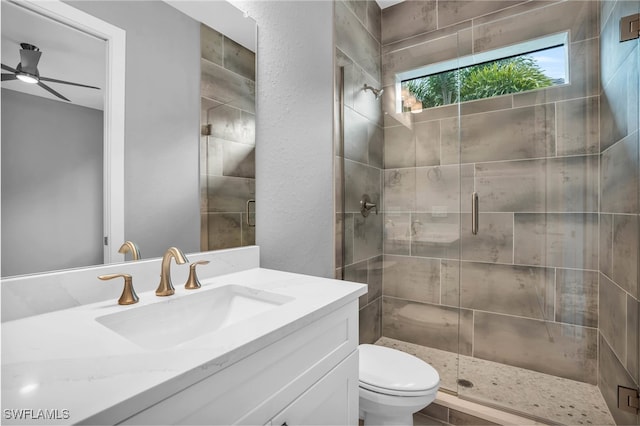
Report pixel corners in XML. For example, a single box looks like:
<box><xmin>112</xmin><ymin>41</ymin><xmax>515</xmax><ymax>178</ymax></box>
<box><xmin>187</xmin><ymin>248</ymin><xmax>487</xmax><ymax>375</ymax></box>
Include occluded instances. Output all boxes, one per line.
<box><xmin>359</xmin><ymin>344</ymin><xmax>440</xmax><ymax>397</ymax></box>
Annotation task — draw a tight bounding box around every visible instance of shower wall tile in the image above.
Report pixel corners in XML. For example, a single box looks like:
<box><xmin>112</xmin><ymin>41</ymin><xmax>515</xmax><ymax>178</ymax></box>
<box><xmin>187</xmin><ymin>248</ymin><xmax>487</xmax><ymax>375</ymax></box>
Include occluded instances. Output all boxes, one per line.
<box><xmin>222</xmin><ymin>36</ymin><xmax>255</xmax><ymax>81</ymax></box>
<box><xmin>415</xmin><ymin>120</ymin><xmax>441</xmax><ymax>167</ymax></box>
<box><xmin>443</xmin><ymin>261</ymin><xmax>554</xmax><ymax>321</ymax></box>
<box><xmin>353</xmin><ymin>212</ymin><xmax>383</xmax><ymax>262</ymax></box>
<box><xmin>344</xmin><ymin>107</ymin><xmax>370</xmax><ymax>164</ymax></box>
<box><xmin>411</xmin><ymin>213</ymin><xmax>460</xmax><ymax>260</ymax></box>
<box><xmin>415</xmin><ymin>165</ymin><xmax>473</xmax><ymax>213</ymax></box>
<box><xmin>627</xmin><ymin>295</ymin><xmax>639</xmax><ymax>383</ymax></box>
<box><xmin>612</xmin><ymin>214</ymin><xmax>639</xmax><ymax>296</ymax></box>
<box><xmin>205</xmin><ymin>137</ymin><xmax>224</xmax><ymax>177</ymax></box>
<box><xmin>437</xmin><ymin>1</ymin><xmax>527</xmax><ymax>29</ymax></box>
<box><xmin>368</xmin><ymin>256</ymin><xmax>384</xmax><ymax>302</ymax></box>
<box><xmin>380</xmin><ymin>0</ymin><xmax>436</xmax><ymax>45</ymax></box>
<box><xmin>555</xmin><ymin>269</ymin><xmax>598</xmax><ymax>328</ymax></box>
<box><xmin>384</xmin><ymin>124</ymin><xmax>416</xmax><ymax>168</ymax></box>
<box><xmin>384</xmin><ymin>168</ymin><xmax>415</xmax><ymax>212</ymax></box>
<box><xmin>360</xmin><ymin>297</ymin><xmax>382</xmax><ymax>345</ymax></box>
<box><xmin>601</xmin><ymin>132</ymin><xmax>639</xmax><ymax>214</ymax></box>
<box><xmin>368</xmin><ymin>123</ymin><xmax>384</xmax><ymax>169</ymax></box>
<box><xmin>207</xmin><ymin>103</ymin><xmax>248</xmax><ymax>144</ymax></box>
<box><xmin>201</xmin><ymin>59</ymin><xmax>255</xmax><ymax>114</ymax></box>
<box><xmin>599</xmin><ymin>273</ymin><xmax>627</xmax><ymax>363</ymax></box>
<box><xmin>353</xmin><ymin>67</ymin><xmax>384</xmax><ymax>126</ymax></box>
<box><xmin>474</xmin><ymin>155</ymin><xmax>599</xmax><ymax>213</ymax></box>
<box><xmin>600</xmin><ymin>47</ymin><xmax>639</xmax><ymax>151</ymax></box>
<box><xmin>472</xmin><ymin>0</ymin><xmax>598</xmax><ymax>53</ymax></box>
<box><xmin>366</xmin><ymin>1</ymin><xmax>382</xmax><ymax>43</ymax></box>
<box><xmin>460</xmin><ymin>213</ymin><xmax>513</xmax><ymax>264</ymax></box>
<box><xmin>335</xmin><ymin>0</ymin><xmax>381</xmax><ymax>81</ymax></box>
<box><xmin>383</xmin><ymin>297</ymin><xmax>473</xmax><ymax>355</ymax></box>
<box><xmin>337</xmin><ymin>48</ymin><xmax>356</xmax><ymax>110</ymax></box>
<box><xmin>207</xmin><ymin>176</ymin><xmax>255</xmax><ymax>213</ymax></box>
<box><xmin>382</xmin><ymin>19</ymin><xmax>472</xmax><ymax>57</ymax></box>
<box><xmin>474</xmin><ymin>312</ymin><xmax>597</xmax><ymax>384</ymax></box>
<box><xmin>441</xmin><ymin>104</ymin><xmax>556</xmax><ymax>165</ymax></box>
<box><xmin>556</xmin><ymin>97</ymin><xmax>600</xmax><ymax>155</ymax></box>
<box><xmin>600</xmin><ymin>0</ymin><xmax>640</xmax><ymax>88</ymax></box>
<box><xmin>383</xmin><ymin>213</ymin><xmax>411</xmax><ymax>255</ymax></box>
<box><xmin>383</xmin><ymin>255</ymin><xmax>440</xmax><ymax>304</ymax></box>
<box><xmin>345</xmin><ymin>259</ymin><xmax>368</xmax><ymax>308</ymax></box>
<box><xmin>344</xmin><ymin>213</ymin><xmax>354</xmax><ymax>266</ymax></box>
<box><xmin>599</xmin><ymin>333</ymin><xmax>640</xmax><ymax>426</ymax></box>
<box><xmin>222</xmin><ymin>141</ymin><xmax>255</xmax><ymax>179</ymax></box>
<box><xmin>200</xmin><ymin>24</ymin><xmax>223</xmax><ymax>66</ymax></box>
<box><xmin>382</xmin><ymin>32</ymin><xmax>459</xmax><ymax>87</ymax></box>
<box><xmin>513</xmin><ymin>213</ymin><xmax>598</xmax><ymax>270</ymax></box>
<box><xmin>241</xmin><ymin>213</ymin><xmax>255</xmax><ymax>246</ymax></box>
<box><xmin>599</xmin><ymin>213</ymin><xmax>613</xmax><ymax>278</ymax></box>
<box><xmin>206</xmin><ymin>213</ymin><xmax>242</xmax><ymax>250</ymax></box>
<box><xmin>345</xmin><ymin>159</ymin><xmax>381</xmax><ymax>213</ymax></box>
<box><xmin>458</xmin><ymin>95</ymin><xmax>512</xmax><ymax>116</ymax></box>
<box><xmin>513</xmin><ymin>38</ymin><xmax>600</xmax><ymax>107</ymax></box>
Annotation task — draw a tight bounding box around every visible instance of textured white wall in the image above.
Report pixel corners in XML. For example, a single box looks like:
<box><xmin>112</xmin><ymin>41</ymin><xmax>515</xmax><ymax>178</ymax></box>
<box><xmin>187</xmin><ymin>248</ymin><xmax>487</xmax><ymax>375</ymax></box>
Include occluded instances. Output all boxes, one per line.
<box><xmin>235</xmin><ymin>1</ymin><xmax>335</xmax><ymax>277</ymax></box>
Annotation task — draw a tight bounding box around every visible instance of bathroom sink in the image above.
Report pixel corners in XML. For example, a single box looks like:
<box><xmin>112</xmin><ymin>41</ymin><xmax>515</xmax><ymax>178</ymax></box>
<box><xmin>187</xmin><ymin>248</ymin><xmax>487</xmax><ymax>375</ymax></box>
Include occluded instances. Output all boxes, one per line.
<box><xmin>96</xmin><ymin>285</ymin><xmax>294</xmax><ymax>350</ymax></box>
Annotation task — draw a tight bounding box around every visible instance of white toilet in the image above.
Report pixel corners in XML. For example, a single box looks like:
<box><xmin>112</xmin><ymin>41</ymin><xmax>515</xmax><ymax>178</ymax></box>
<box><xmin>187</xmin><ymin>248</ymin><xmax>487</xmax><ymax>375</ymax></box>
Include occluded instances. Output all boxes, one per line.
<box><xmin>359</xmin><ymin>344</ymin><xmax>440</xmax><ymax>426</ymax></box>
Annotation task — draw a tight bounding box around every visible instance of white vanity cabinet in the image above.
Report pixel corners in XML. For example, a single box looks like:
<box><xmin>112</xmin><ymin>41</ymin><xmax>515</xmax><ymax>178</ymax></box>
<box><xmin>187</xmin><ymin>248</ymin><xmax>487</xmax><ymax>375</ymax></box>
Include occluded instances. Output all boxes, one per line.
<box><xmin>119</xmin><ymin>301</ymin><xmax>359</xmax><ymax>425</ymax></box>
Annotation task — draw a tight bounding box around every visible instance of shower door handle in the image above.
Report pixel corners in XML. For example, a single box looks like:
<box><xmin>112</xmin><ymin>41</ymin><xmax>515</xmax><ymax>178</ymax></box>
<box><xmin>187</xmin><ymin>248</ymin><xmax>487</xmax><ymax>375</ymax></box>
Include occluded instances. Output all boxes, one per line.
<box><xmin>471</xmin><ymin>192</ymin><xmax>479</xmax><ymax>235</ymax></box>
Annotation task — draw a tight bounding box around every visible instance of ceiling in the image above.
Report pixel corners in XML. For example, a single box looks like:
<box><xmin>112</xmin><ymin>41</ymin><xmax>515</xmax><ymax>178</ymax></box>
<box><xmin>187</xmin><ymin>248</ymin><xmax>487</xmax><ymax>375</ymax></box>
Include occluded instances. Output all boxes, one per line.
<box><xmin>1</xmin><ymin>1</ymin><xmax>105</xmax><ymax>110</ymax></box>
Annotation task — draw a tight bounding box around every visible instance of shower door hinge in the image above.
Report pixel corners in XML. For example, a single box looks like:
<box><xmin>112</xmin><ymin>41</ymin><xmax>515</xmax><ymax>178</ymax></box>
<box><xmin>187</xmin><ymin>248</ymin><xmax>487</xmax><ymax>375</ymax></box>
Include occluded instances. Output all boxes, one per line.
<box><xmin>620</xmin><ymin>13</ymin><xmax>640</xmax><ymax>42</ymax></box>
<box><xmin>618</xmin><ymin>386</ymin><xmax>639</xmax><ymax>414</ymax></box>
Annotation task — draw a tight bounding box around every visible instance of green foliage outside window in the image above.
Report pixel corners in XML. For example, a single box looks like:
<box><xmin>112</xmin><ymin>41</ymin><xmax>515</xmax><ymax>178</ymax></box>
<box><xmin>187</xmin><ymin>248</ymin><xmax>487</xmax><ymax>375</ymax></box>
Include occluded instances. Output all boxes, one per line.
<box><xmin>403</xmin><ymin>56</ymin><xmax>555</xmax><ymax>109</ymax></box>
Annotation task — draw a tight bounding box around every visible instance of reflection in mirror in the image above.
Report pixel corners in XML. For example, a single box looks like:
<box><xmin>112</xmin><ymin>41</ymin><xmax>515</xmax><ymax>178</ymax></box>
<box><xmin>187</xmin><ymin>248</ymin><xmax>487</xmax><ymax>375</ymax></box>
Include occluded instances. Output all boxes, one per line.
<box><xmin>0</xmin><ymin>0</ymin><xmax>257</xmax><ymax>278</ymax></box>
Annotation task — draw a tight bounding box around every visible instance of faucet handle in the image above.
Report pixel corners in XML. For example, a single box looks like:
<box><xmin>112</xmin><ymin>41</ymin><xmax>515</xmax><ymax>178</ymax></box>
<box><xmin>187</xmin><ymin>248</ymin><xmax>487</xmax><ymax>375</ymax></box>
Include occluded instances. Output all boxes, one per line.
<box><xmin>99</xmin><ymin>273</ymin><xmax>139</xmax><ymax>305</ymax></box>
<box><xmin>185</xmin><ymin>261</ymin><xmax>210</xmax><ymax>290</ymax></box>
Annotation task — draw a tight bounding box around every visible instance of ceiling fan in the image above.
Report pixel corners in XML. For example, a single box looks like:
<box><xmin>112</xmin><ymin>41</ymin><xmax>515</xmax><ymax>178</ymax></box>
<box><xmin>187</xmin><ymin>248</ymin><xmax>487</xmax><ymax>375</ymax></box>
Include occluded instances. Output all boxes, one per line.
<box><xmin>1</xmin><ymin>43</ymin><xmax>100</xmax><ymax>102</ymax></box>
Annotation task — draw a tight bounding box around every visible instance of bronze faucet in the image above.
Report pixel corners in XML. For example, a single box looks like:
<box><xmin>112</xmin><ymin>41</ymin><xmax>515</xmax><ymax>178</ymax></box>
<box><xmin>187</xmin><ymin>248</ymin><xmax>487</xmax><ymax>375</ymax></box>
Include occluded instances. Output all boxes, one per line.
<box><xmin>118</xmin><ymin>241</ymin><xmax>141</xmax><ymax>261</ymax></box>
<box><xmin>155</xmin><ymin>247</ymin><xmax>189</xmax><ymax>296</ymax></box>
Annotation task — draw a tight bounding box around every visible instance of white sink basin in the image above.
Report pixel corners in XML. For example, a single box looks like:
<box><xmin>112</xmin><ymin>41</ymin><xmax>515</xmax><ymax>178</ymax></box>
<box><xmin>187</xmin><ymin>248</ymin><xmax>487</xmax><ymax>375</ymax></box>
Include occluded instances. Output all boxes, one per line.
<box><xmin>96</xmin><ymin>285</ymin><xmax>294</xmax><ymax>350</ymax></box>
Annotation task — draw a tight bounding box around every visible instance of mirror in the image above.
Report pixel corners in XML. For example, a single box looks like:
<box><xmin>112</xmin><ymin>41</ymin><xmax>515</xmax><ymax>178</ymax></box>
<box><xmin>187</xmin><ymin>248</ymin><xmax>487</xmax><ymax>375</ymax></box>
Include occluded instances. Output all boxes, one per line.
<box><xmin>0</xmin><ymin>0</ymin><xmax>257</xmax><ymax>277</ymax></box>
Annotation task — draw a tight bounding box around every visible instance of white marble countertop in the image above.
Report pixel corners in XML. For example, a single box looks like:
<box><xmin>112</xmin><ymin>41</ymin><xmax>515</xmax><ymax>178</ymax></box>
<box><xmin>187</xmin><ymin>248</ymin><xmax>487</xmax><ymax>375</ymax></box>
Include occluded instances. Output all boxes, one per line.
<box><xmin>1</xmin><ymin>268</ymin><xmax>366</xmax><ymax>425</ymax></box>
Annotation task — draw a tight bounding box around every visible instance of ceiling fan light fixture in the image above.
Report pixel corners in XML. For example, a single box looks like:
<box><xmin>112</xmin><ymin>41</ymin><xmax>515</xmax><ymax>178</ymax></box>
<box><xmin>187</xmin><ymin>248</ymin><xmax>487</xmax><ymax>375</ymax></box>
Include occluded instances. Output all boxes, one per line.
<box><xmin>16</xmin><ymin>73</ymin><xmax>38</xmax><ymax>84</ymax></box>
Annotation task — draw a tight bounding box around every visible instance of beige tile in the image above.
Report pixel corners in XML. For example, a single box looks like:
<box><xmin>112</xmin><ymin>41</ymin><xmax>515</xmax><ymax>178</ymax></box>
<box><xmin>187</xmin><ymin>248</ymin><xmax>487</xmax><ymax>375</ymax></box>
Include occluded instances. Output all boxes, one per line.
<box><xmin>600</xmin><ymin>213</ymin><xmax>613</xmax><ymax>279</ymax></box>
<box><xmin>384</xmin><ymin>123</ymin><xmax>416</xmax><ymax>168</ymax></box>
<box><xmin>368</xmin><ymin>122</ymin><xmax>384</xmax><ymax>168</ymax></box>
<box><xmin>335</xmin><ymin>0</ymin><xmax>381</xmax><ymax>81</ymax></box>
<box><xmin>474</xmin><ymin>155</ymin><xmax>599</xmax><ymax>213</ymax></box>
<box><xmin>416</xmin><ymin>164</ymin><xmax>473</xmax><ymax>213</ymax></box>
<box><xmin>600</xmin><ymin>49</ymin><xmax>639</xmax><ymax>151</ymax></box>
<box><xmin>207</xmin><ymin>176</ymin><xmax>255</xmax><ymax>213</ymax></box>
<box><xmin>222</xmin><ymin>36</ymin><xmax>255</xmax><ymax>80</ymax></box>
<box><xmin>449</xmin><ymin>408</ymin><xmax>499</xmax><ymax>426</ymax></box>
<box><xmin>599</xmin><ymin>273</ymin><xmax>627</xmax><ymax>364</ymax></box>
<box><xmin>353</xmin><ymin>67</ymin><xmax>384</xmax><ymax>126</ymax></box>
<box><xmin>345</xmin><ymin>159</ymin><xmax>382</xmax><ymax>213</ymax></box>
<box><xmin>612</xmin><ymin>214</ymin><xmax>639</xmax><ymax>297</ymax></box>
<box><xmin>413</xmin><ymin>413</ymin><xmax>446</xmax><ymax>426</ymax></box>
<box><xmin>443</xmin><ymin>261</ymin><xmax>554</xmax><ymax>321</ymax></box>
<box><xmin>555</xmin><ymin>269</ymin><xmax>598</xmax><ymax>328</ymax></box>
<box><xmin>383</xmin><ymin>255</ymin><xmax>440</xmax><ymax>304</ymax></box>
<box><xmin>473</xmin><ymin>0</ymin><xmax>598</xmax><ymax>53</ymax></box>
<box><xmin>627</xmin><ymin>295</ymin><xmax>639</xmax><ymax>383</ymax></box>
<box><xmin>384</xmin><ymin>168</ymin><xmax>416</xmax><ymax>212</ymax></box>
<box><xmin>415</xmin><ymin>120</ymin><xmax>441</xmax><ymax>167</ymax></box>
<box><xmin>222</xmin><ymin>141</ymin><xmax>254</xmax><ymax>179</ymax></box>
<box><xmin>601</xmin><ymin>132</ymin><xmax>639</xmax><ymax>214</ymax></box>
<box><xmin>345</xmin><ymin>107</ymin><xmax>371</xmax><ymax>164</ymax></box>
<box><xmin>353</xmin><ymin>212</ymin><xmax>383</xmax><ymax>262</ymax></box>
<box><xmin>241</xmin><ymin>212</ymin><xmax>255</xmax><ymax>246</ymax></box>
<box><xmin>200</xmin><ymin>24</ymin><xmax>223</xmax><ymax>65</ymax></box>
<box><xmin>368</xmin><ymin>256</ymin><xmax>383</xmax><ymax>301</ymax></box>
<box><xmin>411</xmin><ymin>212</ymin><xmax>460</xmax><ymax>259</ymax></box>
<box><xmin>344</xmin><ymin>213</ymin><xmax>355</xmax><ymax>267</ymax></box>
<box><xmin>441</xmin><ymin>104</ymin><xmax>555</xmax><ymax>165</ymax></box>
<box><xmin>513</xmin><ymin>213</ymin><xmax>598</xmax><ymax>270</ymax></box>
<box><xmin>206</xmin><ymin>213</ymin><xmax>242</xmax><ymax>250</ymax></box>
<box><xmin>201</xmin><ymin>59</ymin><xmax>255</xmax><ymax>114</ymax></box>
<box><xmin>381</xmin><ymin>0</ymin><xmax>437</xmax><ymax>45</ymax></box>
<box><xmin>459</xmin><ymin>94</ymin><xmax>512</xmax><ymax>116</ymax></box>
<box><xmin>600</xmin><ymin>0</ymin><xmax>640</xmax><ymax>87</ymax></box>
<box><xmin>366</xmin><ymin>0</ymin><xmax>382</xmax><ymax>43</ymax></box>
<box><xmin>460</xmin><ymin>213</ymin><xmax>513</xmax><ymax>263</ymax></box>
<box><xmin>383</xmin><ymin>213</ymin><xmax>411</xmax><ymax>255</ymax></box>
<box><xmin>360</xmin><ymin>297</ymin><xmax>382</xmax><ymax>344</ymax></box>
<box><xmin>383</xmin><ymin>297</ymin><xmax>473</xmax><ymax>355</ymax></box>
<box><xmin>382</xmin><ymin>20</ymin><xmax>471</xmax><ymax>57</ymax></box>
<box><xmin>419</xmin><ymin>403</ymin><xmax>448</xmax><ymax>423</ymax></box>
<box><xmin>598</xmin><ymin>333</ymin><xmax>640</xmax><ymax>426</ymax></box>
<box><xmin>556</xmin><ymin>97</ymin><xmax>600</xmax><ymax>155</ymax></box>
<box><xmin>474</xmin><ymin>312</ymin><xmax>597</xmax><ymax>383</ymax></box>
<box><xmin>438</xmin><ymin>0</ymin><xmax>526</xmax><ymax>29</ymax></box>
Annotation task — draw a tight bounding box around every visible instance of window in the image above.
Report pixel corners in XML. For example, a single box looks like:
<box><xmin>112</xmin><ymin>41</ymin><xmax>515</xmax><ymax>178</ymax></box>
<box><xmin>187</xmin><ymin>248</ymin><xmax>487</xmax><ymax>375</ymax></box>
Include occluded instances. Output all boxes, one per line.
<box><xmin>397</xmin><ymin>32</ymin><xmax>568</xmax><ymax>112</ymax></box>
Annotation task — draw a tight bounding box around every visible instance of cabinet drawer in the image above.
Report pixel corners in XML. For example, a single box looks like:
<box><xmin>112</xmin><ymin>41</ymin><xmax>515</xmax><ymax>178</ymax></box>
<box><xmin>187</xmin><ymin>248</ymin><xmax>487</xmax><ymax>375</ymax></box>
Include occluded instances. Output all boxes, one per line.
<box><xmin>120</xmin><ymin>301</ymin><xmax>358</xmax><ymax>425</ymax></box>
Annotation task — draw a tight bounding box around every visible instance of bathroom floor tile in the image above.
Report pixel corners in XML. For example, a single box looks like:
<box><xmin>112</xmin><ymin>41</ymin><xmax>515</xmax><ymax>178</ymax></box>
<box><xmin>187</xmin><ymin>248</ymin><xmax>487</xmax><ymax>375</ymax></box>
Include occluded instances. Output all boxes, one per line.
<box><xmin>375</xmin><ymin>337</ymin><xmax>615</xmax><ymax>426</ymax></box>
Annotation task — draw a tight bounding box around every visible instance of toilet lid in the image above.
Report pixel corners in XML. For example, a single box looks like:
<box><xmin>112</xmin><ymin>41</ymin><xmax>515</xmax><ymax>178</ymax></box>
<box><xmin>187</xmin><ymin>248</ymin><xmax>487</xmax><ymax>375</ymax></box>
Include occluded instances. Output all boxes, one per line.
<box><xmin>359</xmin><ymin>344</ymin><xmax>440</xmax><ymax>396</ymax></box>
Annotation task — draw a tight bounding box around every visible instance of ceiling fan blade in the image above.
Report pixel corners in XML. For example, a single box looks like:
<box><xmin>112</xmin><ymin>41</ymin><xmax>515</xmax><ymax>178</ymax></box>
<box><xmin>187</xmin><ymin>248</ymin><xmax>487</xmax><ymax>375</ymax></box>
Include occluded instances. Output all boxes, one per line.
<box><xmin>2</xmin><ymin>74</ymin><xmax>18</xmax><ymax>81</ymax></box>
<box><xmin>39</xmin><ymin>76</ymin><xmax>100</xmax><ymax>90</ymax></box>
<box><xmin>37</xmin><ymin>81</ymin><xmax>70</xmax><ymax>102</ymax></box>
<box><xmin>1</xmin><ymin>63</ymin><xmax>18</xmax><ymax>73</ymax></box>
